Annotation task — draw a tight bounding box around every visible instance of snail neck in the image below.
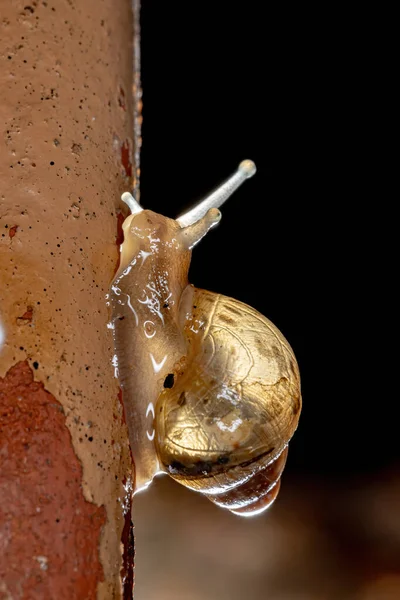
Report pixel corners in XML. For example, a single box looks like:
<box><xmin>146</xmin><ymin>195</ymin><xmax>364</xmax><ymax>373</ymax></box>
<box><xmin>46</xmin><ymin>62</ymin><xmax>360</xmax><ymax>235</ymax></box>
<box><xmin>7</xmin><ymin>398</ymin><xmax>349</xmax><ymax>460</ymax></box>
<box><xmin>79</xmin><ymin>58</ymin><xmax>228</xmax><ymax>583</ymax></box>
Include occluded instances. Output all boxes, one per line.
<box><xmin>110</xmin><ymin>211</ymin><xmax>193</xmax><ymax>491</ymax></box>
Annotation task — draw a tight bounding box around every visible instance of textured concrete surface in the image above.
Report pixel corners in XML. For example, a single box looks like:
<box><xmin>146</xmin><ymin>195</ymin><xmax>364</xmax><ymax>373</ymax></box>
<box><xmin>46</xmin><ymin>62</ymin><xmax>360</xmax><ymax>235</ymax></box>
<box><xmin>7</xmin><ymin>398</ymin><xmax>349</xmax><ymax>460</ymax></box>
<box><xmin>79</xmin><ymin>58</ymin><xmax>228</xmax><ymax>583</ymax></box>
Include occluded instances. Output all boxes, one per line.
<box><xmin>0</xmin><ymin>1</ymin><xmax>138</xmax><ymax>597</ymax></box>
<box><xmin>0</xmin><ymin>361</ymin><xmax>106</xmax><ymax>599</ymax></box>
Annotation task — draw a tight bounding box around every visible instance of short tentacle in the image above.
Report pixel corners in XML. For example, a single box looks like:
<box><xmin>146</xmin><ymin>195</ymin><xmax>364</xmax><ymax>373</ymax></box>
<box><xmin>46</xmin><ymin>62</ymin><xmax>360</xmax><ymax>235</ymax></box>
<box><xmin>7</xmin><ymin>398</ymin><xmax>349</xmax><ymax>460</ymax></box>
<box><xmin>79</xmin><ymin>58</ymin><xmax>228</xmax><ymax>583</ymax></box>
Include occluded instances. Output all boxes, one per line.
<box><xmin>179</xmin><ymin>208</ymin><xmax>221</xmax><ymax>249</ymax></box>
<box><xmin>121</xmin><ymin>191</ymin><xmax>143</xmax><ymax>215</ymax></box>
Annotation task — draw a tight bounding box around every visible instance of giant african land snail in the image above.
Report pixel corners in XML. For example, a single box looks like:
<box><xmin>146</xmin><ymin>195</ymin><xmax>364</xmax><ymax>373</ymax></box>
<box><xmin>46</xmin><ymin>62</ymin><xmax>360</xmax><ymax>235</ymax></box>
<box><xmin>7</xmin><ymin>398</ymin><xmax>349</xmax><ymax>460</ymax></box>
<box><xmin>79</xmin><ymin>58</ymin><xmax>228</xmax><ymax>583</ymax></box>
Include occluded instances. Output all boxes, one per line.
<box><xmin>108</xmin><ymin>161</ymin><xmax>301</xmax><ymax>516</ymax></box>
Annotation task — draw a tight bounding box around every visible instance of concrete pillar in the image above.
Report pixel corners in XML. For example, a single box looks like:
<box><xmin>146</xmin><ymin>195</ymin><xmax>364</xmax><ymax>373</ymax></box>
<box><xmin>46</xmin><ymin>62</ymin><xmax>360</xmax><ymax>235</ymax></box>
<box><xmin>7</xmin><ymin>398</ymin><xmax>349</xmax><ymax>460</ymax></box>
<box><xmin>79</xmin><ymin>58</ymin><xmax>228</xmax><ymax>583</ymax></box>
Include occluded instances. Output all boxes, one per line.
<box><xmin>0</xmin><ymin>1</ymin><xmax>139</xmax><ymax>597</ymax></box>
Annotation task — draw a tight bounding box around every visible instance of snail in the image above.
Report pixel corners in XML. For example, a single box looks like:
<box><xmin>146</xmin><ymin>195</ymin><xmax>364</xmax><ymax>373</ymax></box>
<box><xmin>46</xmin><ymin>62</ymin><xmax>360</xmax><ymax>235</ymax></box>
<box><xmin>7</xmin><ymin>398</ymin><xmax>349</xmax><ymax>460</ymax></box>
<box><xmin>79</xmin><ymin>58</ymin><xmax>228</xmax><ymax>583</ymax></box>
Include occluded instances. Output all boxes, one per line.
<box><xmin>108</xmin><ymin>160</ymin><xmax>301</xmax><ymax>516</ymax></box>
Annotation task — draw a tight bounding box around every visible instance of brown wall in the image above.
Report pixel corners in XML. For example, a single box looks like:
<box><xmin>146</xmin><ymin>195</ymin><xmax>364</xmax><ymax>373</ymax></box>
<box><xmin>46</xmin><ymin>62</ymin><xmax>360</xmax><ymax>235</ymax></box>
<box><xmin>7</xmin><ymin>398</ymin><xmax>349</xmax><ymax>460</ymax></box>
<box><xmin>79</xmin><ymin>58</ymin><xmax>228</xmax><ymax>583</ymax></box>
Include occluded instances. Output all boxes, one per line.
<box><xmin>0</xmin><ymin>1</ymin><xmax>138</xmax><ymax>598</ymax></box>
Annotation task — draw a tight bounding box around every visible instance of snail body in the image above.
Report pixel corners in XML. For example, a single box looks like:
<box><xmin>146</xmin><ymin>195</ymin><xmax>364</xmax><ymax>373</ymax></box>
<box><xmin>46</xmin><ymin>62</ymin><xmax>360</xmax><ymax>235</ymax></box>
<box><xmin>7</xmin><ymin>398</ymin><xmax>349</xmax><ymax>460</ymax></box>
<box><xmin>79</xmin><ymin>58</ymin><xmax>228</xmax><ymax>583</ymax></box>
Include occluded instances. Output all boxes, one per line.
<box><xmin>109</xmin><ymin>161</ymin><xmax>301</xmax><ymax>516</ymax></box>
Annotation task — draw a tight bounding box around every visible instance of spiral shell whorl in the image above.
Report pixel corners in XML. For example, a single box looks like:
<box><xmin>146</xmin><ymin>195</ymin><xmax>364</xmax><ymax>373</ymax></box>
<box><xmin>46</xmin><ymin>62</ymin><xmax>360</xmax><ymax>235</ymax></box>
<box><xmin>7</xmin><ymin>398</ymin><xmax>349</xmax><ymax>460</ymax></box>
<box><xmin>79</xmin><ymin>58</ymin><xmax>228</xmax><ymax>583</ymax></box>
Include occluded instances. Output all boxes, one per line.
<box><xmin>155</xmin><ymin>287</ymin><xmax>301</xmax><ymax>513</ymax></box>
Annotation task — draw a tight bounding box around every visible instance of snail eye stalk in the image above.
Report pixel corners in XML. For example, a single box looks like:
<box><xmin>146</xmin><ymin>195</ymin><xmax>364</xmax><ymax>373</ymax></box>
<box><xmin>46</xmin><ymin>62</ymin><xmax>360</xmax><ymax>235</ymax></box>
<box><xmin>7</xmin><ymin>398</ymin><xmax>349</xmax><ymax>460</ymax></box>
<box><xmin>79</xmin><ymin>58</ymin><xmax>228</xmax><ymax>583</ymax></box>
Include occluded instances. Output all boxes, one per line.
<box><xmin>176</xmin><ymin>160</ymin><xmax>256</xmax><ymax>227</ymax></box>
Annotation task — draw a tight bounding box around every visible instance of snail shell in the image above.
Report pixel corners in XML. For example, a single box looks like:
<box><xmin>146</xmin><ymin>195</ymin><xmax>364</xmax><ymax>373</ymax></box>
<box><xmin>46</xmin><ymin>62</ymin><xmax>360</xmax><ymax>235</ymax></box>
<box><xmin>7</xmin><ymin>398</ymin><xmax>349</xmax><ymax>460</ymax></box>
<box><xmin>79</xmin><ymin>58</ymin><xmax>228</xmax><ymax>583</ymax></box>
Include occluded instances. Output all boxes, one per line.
<box><xmin>156</xmin><ymin>287</ymin><xmax>300</xmax><ymax>515</ymax></box>
<box><xmin>109</xmin><ymin>161</ymin><xmax>301</xmax><ymax>516</ymax></box>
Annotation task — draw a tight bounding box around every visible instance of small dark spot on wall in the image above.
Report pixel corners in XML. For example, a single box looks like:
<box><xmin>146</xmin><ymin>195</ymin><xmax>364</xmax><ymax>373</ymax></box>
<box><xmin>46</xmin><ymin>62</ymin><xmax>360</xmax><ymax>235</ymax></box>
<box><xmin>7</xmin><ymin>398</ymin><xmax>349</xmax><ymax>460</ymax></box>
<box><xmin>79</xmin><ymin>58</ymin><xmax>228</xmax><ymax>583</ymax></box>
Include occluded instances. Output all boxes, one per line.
<box><xmin>17</xmin><ymin>306</ymin><xmax>33</xmax><ymax>324</ymax></box>
<box><xmin>118</xmin><ymin>86</ymin><xmax>126</xmax><ymax>111</ymax></box>
<box><xmin>71</xmin><ymin>142</ymin><xmax>82</xmax><ymax>155</ymax></box>
<box><xmin>32</xmin><ymin>361</ymin><xmax>39</xmax><ymax>370</ymax></box>
<box><xmin>71</xmin><ymin>203</ymin><xmax>80</xmax><ymax>218</ymax></box>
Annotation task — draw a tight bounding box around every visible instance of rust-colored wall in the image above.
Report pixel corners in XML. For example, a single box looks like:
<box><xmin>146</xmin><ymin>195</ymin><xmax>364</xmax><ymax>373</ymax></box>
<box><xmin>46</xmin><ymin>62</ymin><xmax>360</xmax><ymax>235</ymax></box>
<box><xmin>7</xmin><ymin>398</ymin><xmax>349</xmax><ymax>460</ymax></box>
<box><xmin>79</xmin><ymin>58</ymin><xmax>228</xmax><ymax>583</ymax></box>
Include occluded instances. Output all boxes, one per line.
<box><xmin>0</xmin><ymin>1</ymin><xmax>137</xmax><ymax>598</ymax></box>
<box><xmin>0</xmin><ymin>362</ymin><xmax>106</xmax><ymax>598</ymax></box>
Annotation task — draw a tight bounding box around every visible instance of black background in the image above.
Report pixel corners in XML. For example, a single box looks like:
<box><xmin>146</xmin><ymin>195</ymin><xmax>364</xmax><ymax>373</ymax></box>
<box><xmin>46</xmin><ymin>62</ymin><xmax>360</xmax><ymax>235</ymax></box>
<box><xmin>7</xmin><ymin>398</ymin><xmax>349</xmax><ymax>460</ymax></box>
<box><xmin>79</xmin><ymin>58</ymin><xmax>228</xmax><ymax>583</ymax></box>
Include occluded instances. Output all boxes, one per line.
<box><xmin>139</xmin><ymin>4</ymin><xmax>389</xmax><ymax>478</ymax></box>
